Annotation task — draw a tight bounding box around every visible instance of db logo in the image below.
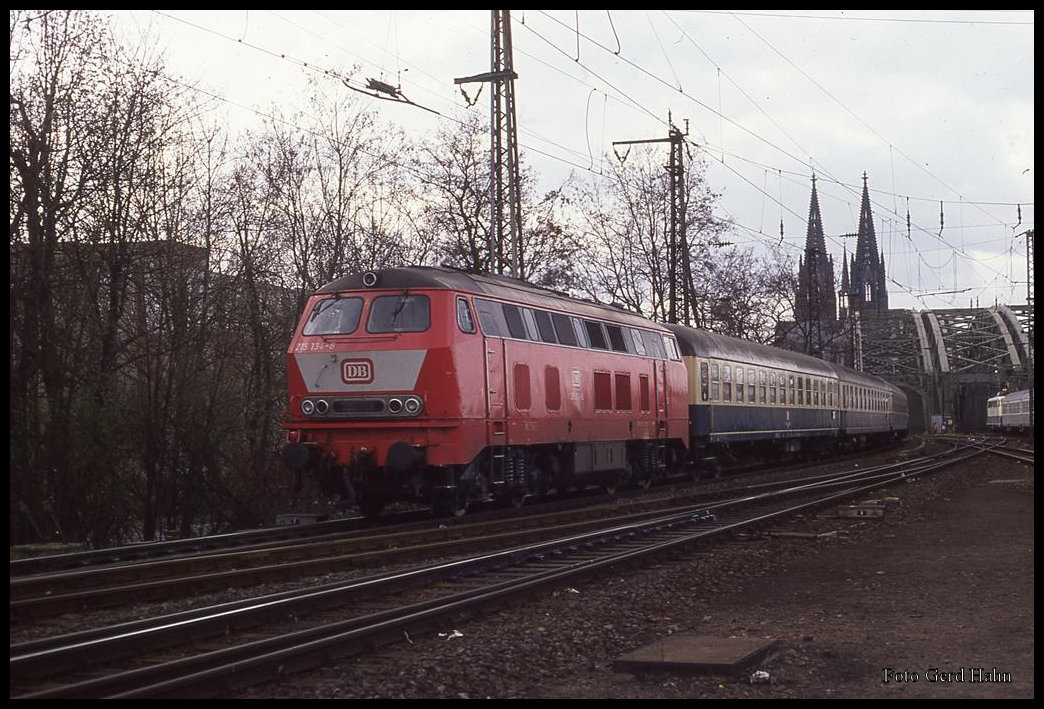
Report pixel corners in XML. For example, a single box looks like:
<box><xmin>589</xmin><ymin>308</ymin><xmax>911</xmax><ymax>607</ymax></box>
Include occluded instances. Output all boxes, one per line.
<box><xmin>341</xmin><ymin>358</ymin><xmax>374</xmax><ymax>384</ymax></box>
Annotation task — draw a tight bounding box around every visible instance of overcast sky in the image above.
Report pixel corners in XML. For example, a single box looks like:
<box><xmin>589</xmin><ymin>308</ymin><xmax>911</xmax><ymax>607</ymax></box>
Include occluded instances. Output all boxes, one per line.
<box><xmin>111</xmin><ymin>10</ymin><xmax>1034</xmax><ymax>313</ymax></box>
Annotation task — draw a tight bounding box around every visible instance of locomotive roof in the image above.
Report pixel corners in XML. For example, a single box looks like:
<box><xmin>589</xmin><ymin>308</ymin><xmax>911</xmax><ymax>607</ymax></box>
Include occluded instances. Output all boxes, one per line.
<box><xmin>664</xmin><ymin>323</ymin><xmax>902</xmax><ymax>393</ymax></box>
<box><xmin>317</xmin><ymin>265</ymin><xmax>666</xmax><ymax>332</ymax></box>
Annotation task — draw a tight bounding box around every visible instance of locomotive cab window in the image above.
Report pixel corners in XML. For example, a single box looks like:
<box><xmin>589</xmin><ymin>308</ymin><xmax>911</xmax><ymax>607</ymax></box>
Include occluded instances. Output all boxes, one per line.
<box><xmin>456</xmin><ymin>297</ymin><xmax>476</xmax><ymax>333</ymax></box>
<box><xmin>302</xmin><ymin>296</ymin><xmax>363</xmax><ymax>336</ymax></box>
<box><xmin>368</xmin><ymin>294</ymin><xmax>430</xmax><ymax>333</ymax></box>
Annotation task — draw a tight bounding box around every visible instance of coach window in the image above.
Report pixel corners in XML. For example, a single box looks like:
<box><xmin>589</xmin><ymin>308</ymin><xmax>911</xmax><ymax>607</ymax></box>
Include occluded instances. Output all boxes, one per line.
<box><xmin>456</xmin><ymin>297</ymin><xmax>476</xmax><ymax>333</ymax></box>
<box><xmin>711</xmin><ymin>363</ymin><xmax>720</xmax><ymax>401</ymax></box>
<box><xmin>723</xmin><ymin>365</ymin><xmax>732</xmax><ymax>402</ymax></box>
<box><xmin>748</xmin><ymin>369</ymin><xmax>756</xmax><ymax>402</ymax></box>
<box><xmin>585</xmin><ymin>320</ymin><xmax>609</xmax><ymax>350</ymax></box>
<box><xmin>368</xmin><ymin>294</ymin><xmax>430</xmax><ymax>333</ymax></box>
<box><xmin>806</xmin><ymin>378</ymin><xmax>812</xmax><ymax>407</ymax></box>
<box><xmin>759</xmin><ymin>370</ymin><xmax>767</xmax><ymax>404</ymax></box>
<box><xmin>797</xmin><ymin>376</ymin><xmax>804</xmax><ymax>406</ymax></box>
<box><xmin>534</xmin><ymin>309</ymin><xmax>558</xmax><ymax>343</ymax></box>
<box><xmin>735</xmin><ymin>368</ymin><xmax>744</xmax><ymax>402</ymax></box>
<box><xmin>769</xmin><ymin>372</ymin><xmax>777</xmax><ymax>404</ymax></box>
<box><xmin>788</xmin><ymin>375</ymin><xmax>796</xmax><ymax>405</ymax></box>
<box><xmin>813</xmin><ymin>380</ymin><xmax>819</xmax><ymax>407</ymax></box>
<box><xmin>700</xmin><ymin>362</ymin><xmax>709</xmax><ymax>401</ymax></box>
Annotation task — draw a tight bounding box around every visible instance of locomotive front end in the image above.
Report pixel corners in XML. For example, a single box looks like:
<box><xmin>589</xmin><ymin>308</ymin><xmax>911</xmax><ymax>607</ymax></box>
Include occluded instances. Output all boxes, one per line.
<box><xmin>282</xmin><ymin>271</ymin><xmax>482</xmax><ymax>516</ymax></box>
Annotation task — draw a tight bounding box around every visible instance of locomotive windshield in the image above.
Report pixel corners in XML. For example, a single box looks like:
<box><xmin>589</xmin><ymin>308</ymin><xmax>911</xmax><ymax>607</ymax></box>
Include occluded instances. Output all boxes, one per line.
<box><xmin>302</xmin><ymin>296</ymin><xmax>363</xmax><ymax>336</ymax></box>
<box><xmin>367</xmin><ymin>293</ymin><xmax>430</xmax><ymax>333</ymax></box>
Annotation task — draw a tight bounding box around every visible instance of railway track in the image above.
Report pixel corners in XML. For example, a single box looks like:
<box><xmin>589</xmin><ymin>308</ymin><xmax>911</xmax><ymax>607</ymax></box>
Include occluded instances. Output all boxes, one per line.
<box><xmin>9</xmin><ymin>439</ymin><xmax>929</xmax><ymax>619</ymax></box>
<box><xmin>10</xmin><ymin>438</ymin><xmax>996</xmax><ymax>698</ymax></box>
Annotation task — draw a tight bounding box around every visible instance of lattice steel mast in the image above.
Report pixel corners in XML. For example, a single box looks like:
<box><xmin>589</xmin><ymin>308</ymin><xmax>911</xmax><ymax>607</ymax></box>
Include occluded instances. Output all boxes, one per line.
<box><xmin>454</xmin><ymin>10</ymin><xmax>524</xmax><ymax>278</ymax></box>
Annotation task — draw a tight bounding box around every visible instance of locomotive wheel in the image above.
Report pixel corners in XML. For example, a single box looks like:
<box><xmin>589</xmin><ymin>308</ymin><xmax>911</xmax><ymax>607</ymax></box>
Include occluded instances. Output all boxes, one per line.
<box><xmin>510</xmin><ymin>489</ymin><xmax>529</xmax><ymax>508</ymax></box>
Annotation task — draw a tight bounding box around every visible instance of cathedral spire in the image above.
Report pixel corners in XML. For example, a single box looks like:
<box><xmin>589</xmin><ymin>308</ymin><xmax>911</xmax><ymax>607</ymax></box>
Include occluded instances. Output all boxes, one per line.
<box><xmin>850</xmin><ymin>173</ymin><xmax>888</xmax><ymax>313</ymax></box>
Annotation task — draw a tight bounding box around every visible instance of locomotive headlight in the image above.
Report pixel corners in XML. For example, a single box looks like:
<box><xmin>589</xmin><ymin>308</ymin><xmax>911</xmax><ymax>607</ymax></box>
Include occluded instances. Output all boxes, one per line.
<box><xmin>387</xmin><ymin>398</ymin><xmax>403</xmax><ymax>413</ymax></box>
<box><xmin>301</xmin><ymin>399</ymin><xmax>315</xmax><ymax>415</ymax></box>
<box><xmin>404</xmin><ymin>395</ymin><xmax>423</xmax><ymax>415</ymax></box>
<box><xmin>315</xmin><ymin>399</ymin><xmax>329</xmax><ymax>415</ymax></box>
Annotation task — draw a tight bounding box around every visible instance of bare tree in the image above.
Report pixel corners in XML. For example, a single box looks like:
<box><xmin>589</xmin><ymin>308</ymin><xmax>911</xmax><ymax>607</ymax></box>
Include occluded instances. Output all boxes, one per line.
<box><xmin>569</xmin><ymin>144</ymin><xmax>728</xmax><ymax>321</ymax></box>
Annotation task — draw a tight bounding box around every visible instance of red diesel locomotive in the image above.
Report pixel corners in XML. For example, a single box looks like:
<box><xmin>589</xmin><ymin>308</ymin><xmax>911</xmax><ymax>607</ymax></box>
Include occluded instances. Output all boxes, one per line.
<box><xmin>282</xmin><ymin>266</ymin><xmax>690</xmax><ymax>516</ymax></box>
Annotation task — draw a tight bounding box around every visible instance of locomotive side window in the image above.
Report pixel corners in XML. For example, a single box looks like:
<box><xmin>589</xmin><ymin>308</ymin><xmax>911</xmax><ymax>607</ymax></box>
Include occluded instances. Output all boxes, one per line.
<box><xmin>367</xmin><ymin>294</ymin><xmax>430</xmax><ymax>333</ymax></box>
<box><xmin>630</xmin><ymin>328</ymin><xmax>647</xmax><ymax>356</ymax></box>
<box><xmin>643</xmin><ymin>331</ymin><xmax>667</xmax><ymax>359</ymax></box>
<box><xmin>639</xmin><ymin>374</ymin><xmax>651</xmax><ymax>411</ymax></box>
<box><xmin>572</xmin><ymin>317</ymin><xmax>590</xmax><ymax>348</ymax></box>
<box><xmin>663</xmin><ymin>336</ymin><xmax>681</xmax><ymax>361</ymax></box>
<box><xmin>551</xmin><ymin>312</ymin><xmax>577</xmax><ymax>346</ymax></box>
<box><xmin>502</xmin><ymin>304</ymin><xmax>528</xmax><ymax>339</ymax></box>
<box><xmin>534</xmin><ymin>309</ymin><xmax>558</xmax><ymax>343</ymax></box>
<box><xmin>475</xmin><ymin>298</ymin><xmax>506</xmax><ymax>336</ymax></box>
<box><xmin>521</xmin><ymin>308</ymin><xmax>540</xmax><ymax>341</ymax></box>
<box><xmin>585</xmin><ymin>320</ymin><xmax>609</xmax><ymax>350</ymax></box>
<box><xmin>303</xmin><ymin>296</ymin><xmax>363</xmax><ymax>336</ymax></box>
<box><xmin>456</xmin><ymin>297</ymin><xmax>476</xmax><ymax>333</ymax></box>
<box><xmin>606</xmin><ymin>325</ymin><xmax>629</xmax><ymax>353</ymax></box>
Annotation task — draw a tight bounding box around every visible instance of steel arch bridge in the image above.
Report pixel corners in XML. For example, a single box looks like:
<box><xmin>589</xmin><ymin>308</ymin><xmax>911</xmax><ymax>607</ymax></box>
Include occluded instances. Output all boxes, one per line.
<box><xmin>849</xmin><ymin>305</ymin><xmax>1033</xmax><ymax>431</ymax></box>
